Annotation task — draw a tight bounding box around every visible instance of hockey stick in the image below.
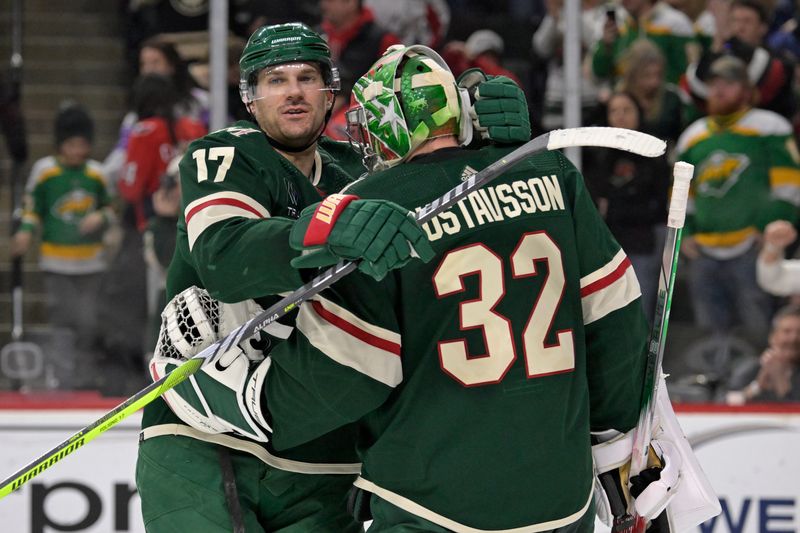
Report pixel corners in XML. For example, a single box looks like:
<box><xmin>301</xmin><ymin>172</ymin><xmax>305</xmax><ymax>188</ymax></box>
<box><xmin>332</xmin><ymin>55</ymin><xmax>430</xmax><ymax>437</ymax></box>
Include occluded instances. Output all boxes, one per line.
<box><xmin>0</xmin><ymin>127</ymin><xmax>666</xmax><ymax>500</ymax></box>
<box><xmin>611</xmin><ymin>162</ymin><xmax>695</xmax><ymax>533</ymax></box>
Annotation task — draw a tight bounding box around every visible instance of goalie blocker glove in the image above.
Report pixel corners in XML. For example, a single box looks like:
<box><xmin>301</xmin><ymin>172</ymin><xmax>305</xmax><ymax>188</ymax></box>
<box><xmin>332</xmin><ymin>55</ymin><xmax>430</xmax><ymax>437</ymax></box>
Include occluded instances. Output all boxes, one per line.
<box><xmin>149</xmin><ymin>286</ymin><xmax>293</xmax><ymax>442</ymax></box>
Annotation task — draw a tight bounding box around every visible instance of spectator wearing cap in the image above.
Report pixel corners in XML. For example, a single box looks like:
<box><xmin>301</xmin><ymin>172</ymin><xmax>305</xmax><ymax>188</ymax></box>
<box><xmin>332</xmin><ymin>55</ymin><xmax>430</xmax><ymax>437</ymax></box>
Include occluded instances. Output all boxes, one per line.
<box><xmin>591</xmin><ymin>0</ymin><xmax>698</xmax><ymax>85</ymax></box>
<box><xmin>684</xmin><ymin>0</ymin><xmax>796</xmax><ymax>120</ymax></box>
<box><xmin>10</xmin><ymin>102</ymin><xmax>114</xmax><ymax>389</ymax></box>
<box><xmin>442</xmin><ymin>29</ymin><xmax>523</xmax><ymax>85</ymax></box>
<box><xmin>676</xmin><ymin>55</ymin><xmax>800</xmax><ymax>346</ymax></box>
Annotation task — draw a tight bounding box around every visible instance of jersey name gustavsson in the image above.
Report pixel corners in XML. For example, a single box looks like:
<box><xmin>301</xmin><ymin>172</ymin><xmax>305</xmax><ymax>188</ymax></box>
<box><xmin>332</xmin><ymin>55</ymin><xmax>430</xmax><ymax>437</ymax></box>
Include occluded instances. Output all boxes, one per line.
<box><xmin>420</xmin><ymin>174</ymin><xmax>566</xmax><ymax>242</ymax></box>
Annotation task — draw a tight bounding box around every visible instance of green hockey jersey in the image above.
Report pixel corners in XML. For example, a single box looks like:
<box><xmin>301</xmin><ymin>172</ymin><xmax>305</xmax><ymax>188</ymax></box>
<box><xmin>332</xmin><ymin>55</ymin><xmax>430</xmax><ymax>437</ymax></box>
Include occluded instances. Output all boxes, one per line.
<box><xmin>20</xmin><ymin>156</ymin><xmax>111</xmax><ymax>274</ymax></box>
<box><xmin>264</xmin><ymin>145</ymin><xmax>650</xmax><ymax>531</ymax></box>
<box><xmin>676</xmin><ymin>108</ymin><xmax>800</xmax><ymax>259</ymax></box>
<box><xmin>141</xmin><ymin>121</ymin><xmax>368</xmax><ymax>470</ymax></box>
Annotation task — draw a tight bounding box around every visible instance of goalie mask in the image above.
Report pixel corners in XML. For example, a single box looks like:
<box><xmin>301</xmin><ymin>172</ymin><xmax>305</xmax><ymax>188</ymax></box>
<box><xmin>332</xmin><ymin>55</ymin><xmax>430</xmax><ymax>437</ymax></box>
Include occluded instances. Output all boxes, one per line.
<box><xmin>239</xmin><ymin>22</ymin><xmax>340</xmax><ymax>105</ymax></box>
<box><xmin>346</xmin><ymin>45</ymin><xmax>467</xmax><ymax>172</ymax></box>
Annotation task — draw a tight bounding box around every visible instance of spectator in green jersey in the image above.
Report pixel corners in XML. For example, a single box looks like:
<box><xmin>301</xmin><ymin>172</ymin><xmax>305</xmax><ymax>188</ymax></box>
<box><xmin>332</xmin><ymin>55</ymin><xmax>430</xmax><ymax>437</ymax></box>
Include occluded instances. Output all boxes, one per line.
<box><xmin>677</xmin><ymin>55</ymin><xmax>800</xmax><ymax>348</ymax></box>
<box><xmin>10</xmin><ymin>102</ymin><xmax>114</xmax><ymax>389</ymax></box>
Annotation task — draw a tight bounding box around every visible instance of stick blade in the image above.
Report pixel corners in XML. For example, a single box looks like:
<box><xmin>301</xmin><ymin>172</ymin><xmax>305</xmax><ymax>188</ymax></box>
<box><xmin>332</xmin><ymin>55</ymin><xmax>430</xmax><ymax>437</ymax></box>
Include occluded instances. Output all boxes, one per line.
<box><xmin>546</xmin><ymin>127</ymin><xmax>666</xmax><ymax>158</ymax></box>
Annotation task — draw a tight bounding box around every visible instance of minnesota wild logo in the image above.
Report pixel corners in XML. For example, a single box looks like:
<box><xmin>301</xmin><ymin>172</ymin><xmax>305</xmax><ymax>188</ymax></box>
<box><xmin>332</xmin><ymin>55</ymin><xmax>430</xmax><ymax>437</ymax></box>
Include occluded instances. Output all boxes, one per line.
<box><xmin>696</xmin><ymin>151</ymin><xmax>749</xmax><ymax>198</ymax></box>
<box><xmin>51</xmin><ymin>190</ymin><xmax>96</xmax><ymax>223</ymax></box>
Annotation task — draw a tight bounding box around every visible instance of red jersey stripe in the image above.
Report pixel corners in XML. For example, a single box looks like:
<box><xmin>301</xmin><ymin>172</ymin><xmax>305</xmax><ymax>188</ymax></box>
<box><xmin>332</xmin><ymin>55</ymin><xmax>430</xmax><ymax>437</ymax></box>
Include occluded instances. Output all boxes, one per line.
<box><xmin>580</xmin><ymin>257</ymin><xmax>632</xmax><ymax>298</ymax></box>
<box><xmin>186</xmin><ymin>197</ymin><xmax>266</xmax><ymax>225</ymax></box>
<box><xmin>311</xmin><ymin>300</ymin><xmax>401</xmax><ymax>356</ymax></box>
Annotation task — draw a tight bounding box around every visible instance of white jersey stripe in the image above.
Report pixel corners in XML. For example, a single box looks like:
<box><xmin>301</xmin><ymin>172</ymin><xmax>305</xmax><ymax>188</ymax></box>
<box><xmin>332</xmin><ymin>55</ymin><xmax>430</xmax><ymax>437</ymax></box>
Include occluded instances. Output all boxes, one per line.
<box><xmin>184</xmin><ymin>192</ymin><xmax>271</xmax><ymax>250</ymax></box>
<box><xmin>579</xmin><ymin>249</ymin><xmax>627</xmax><ymax>288</ymax></box>
<box><xmin>581</xmin><ymin>260</ymin><xmax>641</xmax><ymax>325</ymax></box>
<box><xmin>296</xmin><ymin>296</ymin><xmax>402</xmax><ymax>387</ymax></box>
<box><xmin>353</xmin><ymin>477</ymin><xmax>593</xmax><ymax>533</ymax></box>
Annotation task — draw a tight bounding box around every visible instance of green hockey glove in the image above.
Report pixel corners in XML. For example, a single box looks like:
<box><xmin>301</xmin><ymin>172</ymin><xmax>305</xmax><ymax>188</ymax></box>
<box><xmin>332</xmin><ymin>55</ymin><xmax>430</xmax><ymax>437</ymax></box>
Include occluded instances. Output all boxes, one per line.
<box><xmin>289</xmin><ymin>194</ymin><xmax>435</xmax><ymax>281</ymax></box>
<box><xmin>457</xmin><ymin>68</ymin><xmax>531</xmax><ymax>144</ymax></box>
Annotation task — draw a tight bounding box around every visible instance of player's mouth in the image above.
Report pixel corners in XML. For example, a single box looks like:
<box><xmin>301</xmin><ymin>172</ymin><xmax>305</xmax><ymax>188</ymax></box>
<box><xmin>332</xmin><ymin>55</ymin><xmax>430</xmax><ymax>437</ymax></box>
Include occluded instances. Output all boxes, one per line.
<box><xmin>283</xmin><ymin>107</ymin><xmax>309</xmax><ymax>117</ymax></box>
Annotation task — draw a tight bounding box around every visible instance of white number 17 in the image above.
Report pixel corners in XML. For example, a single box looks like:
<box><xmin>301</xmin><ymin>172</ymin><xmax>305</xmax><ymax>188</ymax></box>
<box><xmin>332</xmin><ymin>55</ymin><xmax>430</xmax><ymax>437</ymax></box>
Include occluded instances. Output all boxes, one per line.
<box><xmin>192</xmin><ymin>147</ymin><xmax>235</xmax><ymax>183</ymax></box>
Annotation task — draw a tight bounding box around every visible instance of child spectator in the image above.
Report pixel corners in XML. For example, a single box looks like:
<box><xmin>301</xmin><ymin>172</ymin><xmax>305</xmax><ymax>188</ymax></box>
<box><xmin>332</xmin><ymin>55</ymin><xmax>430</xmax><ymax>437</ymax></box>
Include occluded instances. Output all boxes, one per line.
<box><xmin>10</xmin><ymin>102</ymin><xmax>113</xmax><ymax>389</ymax></box>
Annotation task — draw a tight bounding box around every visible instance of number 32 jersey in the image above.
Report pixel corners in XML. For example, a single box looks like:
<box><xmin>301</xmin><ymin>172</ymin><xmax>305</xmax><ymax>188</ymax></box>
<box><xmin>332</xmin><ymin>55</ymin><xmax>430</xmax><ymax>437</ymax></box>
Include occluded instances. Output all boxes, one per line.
<box><xmin>265</xmin><ymin>145</ymin><xmax>651</xmax><ymax>531</ymax></box>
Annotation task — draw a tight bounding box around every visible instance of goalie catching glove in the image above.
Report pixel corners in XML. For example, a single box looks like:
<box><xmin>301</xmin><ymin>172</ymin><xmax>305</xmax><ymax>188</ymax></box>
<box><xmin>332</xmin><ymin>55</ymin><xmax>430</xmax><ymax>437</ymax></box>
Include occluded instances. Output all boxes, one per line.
<box><xmin>289</xmin><ymin>194</ymin><xmax>436</xmax><ymax>281</ymax></box>
<box><xmin>149</xmin><ymin>286</ymin><xmax>293</xmax><ymax>442</ymax></box>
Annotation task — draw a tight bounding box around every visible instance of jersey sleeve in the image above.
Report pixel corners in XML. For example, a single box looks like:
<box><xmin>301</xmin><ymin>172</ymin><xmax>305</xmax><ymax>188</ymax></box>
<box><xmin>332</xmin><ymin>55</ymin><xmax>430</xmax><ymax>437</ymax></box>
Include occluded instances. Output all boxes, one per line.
<box><xmin>763</xmin><ymin>132</ymin><xmax>800</xmax><ymax>228</ymax></box>
<box><xmin>561</xmin><ymin>152</ymin><xmax>649</xmax><ymax>433</ymax></box>
<box><xmin>118</xmin><ymin>120</ymin><xmax>160</xmax><ymax>203</ymax></box>
<box><xmin>178</xmin><ymin>131</ymin><xmax>305</xmax><ymax>301</ymax></box>
<box><xmin>265</xmin><ymin>272</ymin><xmax>401</xmax><ymax>451</ymax></box>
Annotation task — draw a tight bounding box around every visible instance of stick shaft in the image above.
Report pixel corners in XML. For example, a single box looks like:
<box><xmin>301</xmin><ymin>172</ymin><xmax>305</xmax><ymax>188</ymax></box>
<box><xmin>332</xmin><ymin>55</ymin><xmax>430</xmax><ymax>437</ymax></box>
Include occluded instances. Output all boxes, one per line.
<box><xmin>613</xmin><ymin>162</ymin><xmax>694</xmax><ymax>533</ymax></box>
<box><xmin>0</xmin><ymin>128</ymin><xmax>666</xmax><ymax>499</ymax></box>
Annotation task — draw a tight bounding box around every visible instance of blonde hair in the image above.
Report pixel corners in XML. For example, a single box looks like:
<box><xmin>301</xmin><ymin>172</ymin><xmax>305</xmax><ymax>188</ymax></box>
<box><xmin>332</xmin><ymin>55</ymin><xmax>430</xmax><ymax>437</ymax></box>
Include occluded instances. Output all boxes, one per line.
<box><xmin>617</xmin><ymin>39</ymin><xmax>666</xmax><ymax>121</ymax></box>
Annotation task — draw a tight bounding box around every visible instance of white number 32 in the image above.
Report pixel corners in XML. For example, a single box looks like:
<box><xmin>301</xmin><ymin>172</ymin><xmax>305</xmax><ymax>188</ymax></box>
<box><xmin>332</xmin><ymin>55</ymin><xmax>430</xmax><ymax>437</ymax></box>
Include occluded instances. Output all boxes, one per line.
<box><xmin>433</xmin><ymin>232</ymin><xmax>575</xmax><ymax>386</ymax></box>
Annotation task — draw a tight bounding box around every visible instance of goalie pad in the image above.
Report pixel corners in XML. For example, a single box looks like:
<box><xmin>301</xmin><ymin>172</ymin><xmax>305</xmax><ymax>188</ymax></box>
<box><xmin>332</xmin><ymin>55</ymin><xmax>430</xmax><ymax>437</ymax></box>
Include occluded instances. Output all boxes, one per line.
<box><xmin>592</xmin><ymin>378</ymin><xmax>721</xmax><ymax>532</ymax></box>
<box><xmin>150</xmin><ymin>286</ymin><xmax>293</xmax><ymax>442</ymax></box>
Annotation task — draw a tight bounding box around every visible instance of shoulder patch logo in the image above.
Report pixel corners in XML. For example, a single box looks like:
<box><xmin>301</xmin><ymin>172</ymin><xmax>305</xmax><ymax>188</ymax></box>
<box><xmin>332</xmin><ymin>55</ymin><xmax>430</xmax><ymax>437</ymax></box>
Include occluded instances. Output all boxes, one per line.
<box><xmin>461</xmin><ymin>165</ymin><xmax>478</xmax><ymax>182</ymax></box>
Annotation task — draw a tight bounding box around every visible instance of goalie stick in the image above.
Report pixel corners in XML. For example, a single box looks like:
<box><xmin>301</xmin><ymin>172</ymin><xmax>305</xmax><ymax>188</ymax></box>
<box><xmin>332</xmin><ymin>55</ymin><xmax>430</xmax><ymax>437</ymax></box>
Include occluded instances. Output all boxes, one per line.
<box><xmin>0</xmin><ymin>127</ymin><xmax>666</xmax><ymax>500</ymax></box>
<box><xmin>610</xmin><ymin>162</ymin><xmax>694</xmax><ymax>533</ymax></box>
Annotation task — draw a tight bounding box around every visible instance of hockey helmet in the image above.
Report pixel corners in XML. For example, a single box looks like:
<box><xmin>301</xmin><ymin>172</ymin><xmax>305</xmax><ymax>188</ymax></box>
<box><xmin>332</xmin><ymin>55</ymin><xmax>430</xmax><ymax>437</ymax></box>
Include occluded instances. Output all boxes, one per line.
<box><xmin>239</xmin><ymin>22</ymin><xmax>340</xmax><ymax>104</ymax></box>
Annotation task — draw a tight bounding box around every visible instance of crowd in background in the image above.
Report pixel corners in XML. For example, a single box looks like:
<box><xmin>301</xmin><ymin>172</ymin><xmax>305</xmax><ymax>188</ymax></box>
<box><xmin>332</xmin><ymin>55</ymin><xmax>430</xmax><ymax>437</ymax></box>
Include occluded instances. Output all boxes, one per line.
<box><xmin>2</xmin><ymin>0</ymin><xmax>800</xmax><ymax>403</ymax></box>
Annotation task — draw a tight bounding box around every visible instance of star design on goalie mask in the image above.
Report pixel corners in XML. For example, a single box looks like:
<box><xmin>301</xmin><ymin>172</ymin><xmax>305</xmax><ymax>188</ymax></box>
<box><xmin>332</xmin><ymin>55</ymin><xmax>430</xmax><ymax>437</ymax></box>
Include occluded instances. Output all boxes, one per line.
<box><xmin>373</xmin><ymin>97</ymin><xmax>403</xmax><ymax>139</ymax></box>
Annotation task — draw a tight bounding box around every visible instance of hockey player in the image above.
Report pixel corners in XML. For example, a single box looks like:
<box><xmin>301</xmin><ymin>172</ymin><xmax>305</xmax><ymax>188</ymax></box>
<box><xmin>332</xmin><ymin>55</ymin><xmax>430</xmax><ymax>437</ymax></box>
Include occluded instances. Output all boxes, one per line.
<box><xmin>140</xmin><ymin>23</ymin><xmax>532</xmax><ymax>533</ymax></box>
<box><xmin>155</xmin><ymin>45</ymin><xmax>688</xmax><ymax>531</ymax></box>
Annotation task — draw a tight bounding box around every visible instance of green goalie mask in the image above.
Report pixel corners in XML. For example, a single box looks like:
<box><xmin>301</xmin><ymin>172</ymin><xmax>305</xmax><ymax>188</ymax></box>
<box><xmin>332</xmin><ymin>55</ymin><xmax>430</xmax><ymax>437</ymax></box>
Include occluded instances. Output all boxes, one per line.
<box><xmin>239</xmin><ymin>22</ymin><xmax>340</xmax><ymax>104</ymax></box>
<box><xmin>346</xmin><ymin>45</ymin><xmax>464</xmax><ymax>171</ymax></box>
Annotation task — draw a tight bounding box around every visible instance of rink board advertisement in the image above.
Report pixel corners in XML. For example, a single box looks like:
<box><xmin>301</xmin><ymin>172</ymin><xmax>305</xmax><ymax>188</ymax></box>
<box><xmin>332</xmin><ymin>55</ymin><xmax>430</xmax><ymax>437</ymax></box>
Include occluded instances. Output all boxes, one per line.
<box><xmin>0</xmin><ymin>402</ymin><xmax>144</xmax><ymax>533</ymax></box>
<box><xmin>0</xmin><ymin>401</ymin><xmax>798</xmax><ymax>533</ymax></box>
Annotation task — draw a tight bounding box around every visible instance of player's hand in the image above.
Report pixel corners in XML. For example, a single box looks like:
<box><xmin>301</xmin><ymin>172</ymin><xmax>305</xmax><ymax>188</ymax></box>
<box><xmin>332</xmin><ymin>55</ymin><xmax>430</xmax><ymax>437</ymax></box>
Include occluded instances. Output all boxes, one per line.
<box><xmin>457</xmin><ymin>69</ymin><xmax>531</xmax><ymax>144</ymax></box>
<box><xmin>680</xmin><ymin>235</ymin><xmax>700</xmax><ymax>259</ymax></box>
<box><xmin>290</xmin><ymin>195</ymin><xmax>435</xmax><ymax>281</ymax></box>
<box><xmin>763</xmin><ymin>220</ymin><xmax>797</xmax><ymax>249</ymax></box>
<box><xmin>10</xmin><ymin>231</ymin><xmax>32</xmax><ymax>257</ymax></box>
<box><xmin>78</xmin><ymin>211</ymin><xmax>105</xmax><ymax>235</ymax></box>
